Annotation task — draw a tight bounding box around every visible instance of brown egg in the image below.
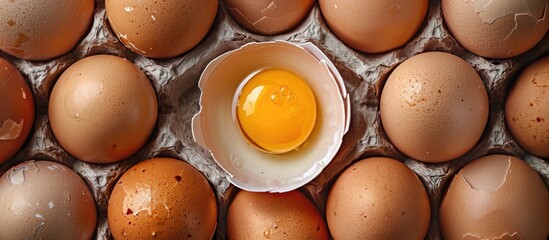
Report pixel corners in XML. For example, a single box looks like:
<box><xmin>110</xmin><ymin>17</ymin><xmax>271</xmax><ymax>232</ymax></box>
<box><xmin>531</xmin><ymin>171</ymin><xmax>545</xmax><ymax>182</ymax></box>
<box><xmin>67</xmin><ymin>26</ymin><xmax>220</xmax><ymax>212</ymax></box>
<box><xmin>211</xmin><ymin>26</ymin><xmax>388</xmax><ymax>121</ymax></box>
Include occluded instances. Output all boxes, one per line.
<box><xmin>0</xmin><ymin>0</ymin><xmax>94</xmax><ymax>61</ymax></box>
<box><xmin>49</xmin><ymin>55</ymin><xmax>157</xmax><ymax>164</ymax></box>
<box><xmin>0</xmin><ymin>160</ymin><xmax>97</xmax><ymax>239</ymax></box>
<box><xmin>380</xmin><ymin>52</ymin><xmax>489</xmax><ymax>163</ymax></box>
<box><xmin>506</xmin><ymin>56</ymin><xmax>549</xmax><ymax>158</ymax></box>
<box><xmin>326</xmin><ymin>157</ymin><xmax>430</xmax><ymax>240</ymax></box>
<box><xmin>227</xmin><ymin>190</ymin><xmax>329</xmax><ymax>240</ymax></box>
<box><xmin>223</xmin><ymin>0</ymin><xmax>314</xmax><ymax>35</ymax></box>
<box><xmin>108</xmin><ymin>158</ymin><xmax>217</xmax><ymax>240</ymax></box>
<box><xmin>442</xmin><ymin>0</ymin><xmax>549</xmax><ymax>59</ymax></box>
<box><xmin>0</xmin><ymin>58</ymin><xmax>34</xmax><ymax>165</ymax></box>
<box><xmin>440</xmin><ymin>155</ymin><xmax>549</xmax><ymax>239</ymax></box>
<box><xmin>106</xmin><ymin>0</ymin><xmax>218</xmax><ymax>58</ymax></box>
<box><xmin>319</xmin><ymin>0</ymin><xmax>428</xmax><ymax>53</ymax></box>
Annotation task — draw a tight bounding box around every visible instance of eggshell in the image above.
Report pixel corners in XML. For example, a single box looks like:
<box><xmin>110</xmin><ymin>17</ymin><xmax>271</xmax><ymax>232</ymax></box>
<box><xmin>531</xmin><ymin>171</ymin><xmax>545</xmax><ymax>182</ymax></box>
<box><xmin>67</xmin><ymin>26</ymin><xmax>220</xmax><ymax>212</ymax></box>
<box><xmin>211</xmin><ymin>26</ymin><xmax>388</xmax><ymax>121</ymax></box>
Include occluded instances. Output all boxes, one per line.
<box><xmin>0</xmin><ymin>57</ymin><xmax>34</xmax><ymax>165</ymax></box>
<box><xmin>106</xmin><ymin>0</ymin><xmax>218</xmax><ymax>58</ymax></box>
<box><xmin>108</xmin><ymin>158</ymin><xmax>217</xmax><ymax>240</ymax></box>
<box><xmin>326</xmin><ymin>157</ymin><xmax>431</xmax><ymax>240</ymax></box>
<box><xmin>380</xmin><ymin>52</ymin><xmax>489</xmax><ymax>163</ymax></box>
<box><xmin>440</xmin><ymin>155</ymin><xmax>549</xmax><ymax>240</ymax></box>
<box><xmin>442</xmin><ymin>0</ymin><xmax>549</xmax><ymax>59</ymax></box>
<box><xmin>0</xmin><ymin>0</ymin><xmax>94</xmax><ymax>61</ymax></box>
<box><xmin>192</xmin><ymin>41</ymin><xmax>350</xmax><ymax>192</ymax></box>
<box><xmin>227</xmin><ymin>190</ymin><xmax>328</xmax><ymax>240</ymax></box>
<box><xmin>319</xmin><ymin>0</ymin><xmax>428</xmax><ymax>53</ymax></box>
<box><xmin>0</xmin><ymin>161</ymin><xmax>97</xmax><ymax>240</ymax></box>
<box><xmin>506</xmin><ymin>56</ymin><xmax>549</xmax><ymax>158</ymax></box>
<box><xmin>48</xmin><ymin>55</ymin><xmax>158</xmax><ymax>164</ymax></box>
<box><xmin>223</xmin><ymin>0</ymin><xmax>314</xmax><ymax>35</ymax></box>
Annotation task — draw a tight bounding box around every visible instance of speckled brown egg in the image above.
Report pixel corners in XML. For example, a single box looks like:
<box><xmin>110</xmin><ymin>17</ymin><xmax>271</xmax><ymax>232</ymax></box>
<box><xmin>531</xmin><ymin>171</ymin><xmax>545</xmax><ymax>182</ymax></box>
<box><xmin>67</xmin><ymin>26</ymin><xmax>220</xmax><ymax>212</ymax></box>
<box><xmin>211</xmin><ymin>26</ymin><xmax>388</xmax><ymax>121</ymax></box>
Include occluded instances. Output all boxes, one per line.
<box><xmin>440</xmin><ymin>155</ymin><xmax>549</xmax><ymax>240</ymax></box>
<box><xmin>106</xmin><ymin>0</ymin><xmax>218</xmax><ymax>58</ymax></box>
<box><xmin>0</xmin><ymin>0</ymin><xmax>94</xmax><ymax>61</ymax></box>
<box><xmin>223</xmin><ymin>0</ymin><xmax>314</xmax><ymax>35</ymax></box>
<box><xmin>0</xmin><ymin>57</ymin><xmax>34</xmax><ymax>165</ymax></box>
<box><xmin>48</xmin><ymin>55</ymin><xmax>157</xmax><ymax>164</ymax></box>
<box><xmin>506</xmin><ymin>56</ymin><xmax>549</xmax><ymax>158</ymax></box>
<box><xmin>0</xmin><ymin>160</ymin><xmax>97</xmax><ymax>240</ymax></box>
<box><xmin>108</xmin><ymin>158</ymin><xmax>217</xmax><ymax>240</ymax></box>
<box><xmin>442</xmin><ymin>0</ymin><xmax>549</xmax><ymax>59</ymax></box>
<box><xmin>326</xmin><ymin>157</ymin><xmax>431</xmax><ymax>240</ymax></box>
<box><xmin>380</xmin><ymin>52</ymin><xmax>489</xmax><ymax>163</ymax></box>
<box><xmin>319</xmin><ymin>0</ymin><xmax>428</xmax><ymax>53</ymax></box>
<box><xmin>227</xmin><ymin>190</ymin><xmax>329</xmax><ymax>240</ymax></box>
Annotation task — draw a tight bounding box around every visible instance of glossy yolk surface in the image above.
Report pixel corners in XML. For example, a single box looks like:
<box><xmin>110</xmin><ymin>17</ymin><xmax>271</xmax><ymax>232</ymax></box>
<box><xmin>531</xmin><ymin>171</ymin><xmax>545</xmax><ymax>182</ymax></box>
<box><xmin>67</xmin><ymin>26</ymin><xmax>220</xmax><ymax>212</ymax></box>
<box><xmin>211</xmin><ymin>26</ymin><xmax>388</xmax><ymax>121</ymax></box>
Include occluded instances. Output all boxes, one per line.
<box><xmin>237</xmin><ymin>69</ymin><xmax>317</xmax><ymax>154</ymax></box>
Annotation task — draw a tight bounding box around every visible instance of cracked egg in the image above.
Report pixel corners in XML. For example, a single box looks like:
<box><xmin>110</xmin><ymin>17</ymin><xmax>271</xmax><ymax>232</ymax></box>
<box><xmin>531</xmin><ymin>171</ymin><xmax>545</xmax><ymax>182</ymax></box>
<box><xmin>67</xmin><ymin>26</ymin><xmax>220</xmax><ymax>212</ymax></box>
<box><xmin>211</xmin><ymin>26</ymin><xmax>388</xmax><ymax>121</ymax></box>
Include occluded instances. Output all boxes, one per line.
<box><xmin>192</xmin><ymin>41</ymin><xmax>350</xmax><ymax>192</ymax></box>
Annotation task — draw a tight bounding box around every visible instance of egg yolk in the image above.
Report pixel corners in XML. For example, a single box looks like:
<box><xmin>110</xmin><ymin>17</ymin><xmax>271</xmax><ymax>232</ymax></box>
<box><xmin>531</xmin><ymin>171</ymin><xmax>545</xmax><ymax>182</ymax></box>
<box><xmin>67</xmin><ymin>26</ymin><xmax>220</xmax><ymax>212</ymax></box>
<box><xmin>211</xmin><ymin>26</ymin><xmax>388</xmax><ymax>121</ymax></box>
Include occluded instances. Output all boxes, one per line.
<box><xmin>237</xmin><ymin>69</ymin><xmax>317</xmax><ymax>154</ymax></box>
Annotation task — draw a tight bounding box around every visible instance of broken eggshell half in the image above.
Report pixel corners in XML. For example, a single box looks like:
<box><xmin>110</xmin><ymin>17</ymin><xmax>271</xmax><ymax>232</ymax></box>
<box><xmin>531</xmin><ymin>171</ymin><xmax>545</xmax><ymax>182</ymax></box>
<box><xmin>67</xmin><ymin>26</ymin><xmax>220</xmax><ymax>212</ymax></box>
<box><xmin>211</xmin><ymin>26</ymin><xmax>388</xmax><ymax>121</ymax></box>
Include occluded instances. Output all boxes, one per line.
<box><xmin>192</xmin><ymin>40</ymin><xmax>350</xmax><ymax>192</ymax></box>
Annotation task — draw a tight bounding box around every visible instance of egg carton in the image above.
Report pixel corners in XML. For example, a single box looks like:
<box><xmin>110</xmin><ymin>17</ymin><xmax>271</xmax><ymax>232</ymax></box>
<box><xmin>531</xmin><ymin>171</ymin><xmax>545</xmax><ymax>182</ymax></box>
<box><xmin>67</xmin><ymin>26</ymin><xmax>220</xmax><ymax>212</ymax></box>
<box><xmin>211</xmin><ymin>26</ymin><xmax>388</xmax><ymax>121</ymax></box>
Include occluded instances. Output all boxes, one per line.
<box><xmin>0</xmin><ymin>0</ymin><xmax>548</xmax><ymax>239</ymax></box>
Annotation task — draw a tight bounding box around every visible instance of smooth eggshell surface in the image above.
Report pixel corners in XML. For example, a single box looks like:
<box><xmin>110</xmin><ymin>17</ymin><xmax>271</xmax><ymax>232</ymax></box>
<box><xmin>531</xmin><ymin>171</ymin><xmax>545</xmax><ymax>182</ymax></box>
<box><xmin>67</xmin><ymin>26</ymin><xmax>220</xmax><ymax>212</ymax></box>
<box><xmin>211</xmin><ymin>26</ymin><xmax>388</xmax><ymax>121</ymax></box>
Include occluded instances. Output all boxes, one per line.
<box><xmin>0</xmin><ymin>161</ymin><xmax>97</xmax><ymax>240</ymax></box>
<box><xmin>506</xmin><ymin>56</ymin><xmax>549</xmax><ymax>158</ymax></box>
<box><xmin>108</xmin><ymin>158</ymin><xmax>217</xmax><ymax>240</ymax></box>
<box><xmin>48</xmin><ymin>55</ymin><xmax>158</xmax><ymax>164</ymax></box>
<box><xmin>106</xmin><ymin>0</ymin><xmax>218</xmax><ymax>58</ymax></box>
<box><xmin>326</xmin><ymin>157</ymin><xmax>431</xmax><ymax>240</ymax></box>
<box><xmin>380</xmin><ymin>52</ymin><xmax>489</xmax><ymax>163</ymax></box>
<box><xmin>223</xmin><ymin>0</ymin><xmax>314</xmax><ymax>35</ymax></box>
<box><xmin>0</xmin><ymin>57</ymin><xmax>34</xmax><ymax>165</ymax></box>
<box><xmin>319</xmin><ymin>0</ymin><xmax>428</xmax><ymax>53</ymax></box>
<box><xmin>227</xmin><ymin>190</ymin><xmax>329</xmax><ymax>240</ymax></box>
<box><xmin>442</xmin><ymin>0</ymin><xmax>549</xmax><ymax>59</ymax></box>
<box><xmin>440</xmin><ymin>155</ymin><xmax>549</xmax><ymax>240</ymax></box>
<box><xmin>0</xmin><ymin>0</ymin><xmax>94</xmax><ymax>61</ymax></box>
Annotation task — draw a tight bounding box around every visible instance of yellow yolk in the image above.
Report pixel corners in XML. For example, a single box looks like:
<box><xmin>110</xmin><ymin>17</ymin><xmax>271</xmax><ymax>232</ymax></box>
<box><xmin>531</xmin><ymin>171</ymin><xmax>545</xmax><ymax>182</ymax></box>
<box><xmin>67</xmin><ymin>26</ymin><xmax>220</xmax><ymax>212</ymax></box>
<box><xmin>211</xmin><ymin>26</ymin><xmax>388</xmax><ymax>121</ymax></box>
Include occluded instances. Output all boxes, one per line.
<box><xmin>237</xmin><ymin>69</ymin><xmax>317</xmax><ymax>154</ymax></box>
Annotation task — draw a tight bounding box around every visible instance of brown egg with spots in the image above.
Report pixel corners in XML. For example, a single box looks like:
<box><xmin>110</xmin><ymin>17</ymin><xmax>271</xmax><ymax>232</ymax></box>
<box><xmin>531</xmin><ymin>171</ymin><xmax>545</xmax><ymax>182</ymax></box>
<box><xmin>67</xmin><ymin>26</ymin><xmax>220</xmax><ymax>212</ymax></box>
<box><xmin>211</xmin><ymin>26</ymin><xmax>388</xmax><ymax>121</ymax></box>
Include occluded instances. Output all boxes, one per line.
<box><xmin>380</xmin><ymin>52</ymin><xmax>489</xmax><ymax>163</ymax></box>
<box><xmin>227</xmin><ymin>190</ymin><xmax>329</xmax><ymax>240</ymax></box>
<box><xmin>0</xmin><ymin>0</ymin><xmax>94</xmax><ymax>61</ymax></box>
<box><xmin>48</xmin><ymin>55</ymin><xmax>158</xmax><ymax>164</ymax></box>
<box><xmin>506</xmin><ymin>56</ymin><xmax>549</xmax><ymax>158</ymax></box>
<box><xmin>326</xmin><ymin>157</ymin><xmax>431</xmax><ymax>240</ymax></box>
<box><xmin>223</xmin><ymin>0</ymin><xmax>314</xmax><ymax>35</ymax></box>
<box><xmin>106</xmin><ymin>0</ymin><xmax>218</xmax><ymax>58</ymax></box>
<box><xmin>0</xmin><ymin>161</ymin><xmax>97</xmax><ymax>240</ymax></box>
<box><xmin>0</xmin><ymin>57</ymin><xmax>34</xmax><ymax>165</ymax></box>
<box><xmin>108</xmin><ymin>158</ymin><xmax>217</xmax><ymax>240</ymax></box>
<box><xmin>440</xmin><ymin>155</ymin><xmax>549</xmax><ymax>239</ymax></box>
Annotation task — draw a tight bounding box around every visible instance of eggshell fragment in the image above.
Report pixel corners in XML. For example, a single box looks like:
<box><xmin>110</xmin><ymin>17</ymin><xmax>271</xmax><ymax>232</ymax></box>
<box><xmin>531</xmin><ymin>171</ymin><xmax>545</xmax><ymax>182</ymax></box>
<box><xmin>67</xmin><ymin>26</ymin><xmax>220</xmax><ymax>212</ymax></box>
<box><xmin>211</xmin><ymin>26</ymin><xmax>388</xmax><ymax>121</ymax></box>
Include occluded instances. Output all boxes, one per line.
<box><xmin>0</xmin><ymin>57</ymin><xmax>34</xmax><ymax>165</ymax></box>
<box><xmin>380</xmin><ymin>52</ymin><xmax>489</xmax><ymax>163</ymax></box>
<box><xmin>0</xmin><ymin>161</ymin><xmax>97</xmax><ymax>240</ymax></box>
<box><xmin>442</xmin><ymin>0</ymin><xmax>549</xmax><ymax>59</ymax></box>
<box><xmin>506</xmin><ymin>56</ymin><xmax>549</xmax><ymax>158</ymax></box>
<box><xmin>108</xmin><ymin>158</ymin><xmax>217</xmax><ymax>240</ymax></box>
<box><xmin>326</xmin><ymin>157</ymin><xmax>431</xmax><ymax>240</ymax></box>
<box><xmin>440</xmin><ymin>155</ymin><xmax>549</xmax><ymax>240</ymax></box>
<box><xmin>0</xmin><ymin>0</ymin><xmax>94</xmax><ymax>60</ymax></box>
<box><xmin>223</xmin><ymin>0</ymin><xmax>314</xmax><ymax>35</ymax></box>
<box><xmin>227</xmin><ymin>190</ymin><xmax>328</xmax><ymax>240</ymax></box>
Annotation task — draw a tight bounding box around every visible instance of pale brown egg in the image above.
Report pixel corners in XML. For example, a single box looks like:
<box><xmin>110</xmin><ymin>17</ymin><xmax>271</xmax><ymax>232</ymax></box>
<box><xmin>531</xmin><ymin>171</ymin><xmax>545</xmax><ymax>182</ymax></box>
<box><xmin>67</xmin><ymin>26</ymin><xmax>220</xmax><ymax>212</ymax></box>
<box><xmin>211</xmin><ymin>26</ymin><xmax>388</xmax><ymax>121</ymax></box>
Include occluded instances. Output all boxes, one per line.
<box><xmin>227</xmin><ymin>190</ymin><xmax>329</xmax><ymax>240</ymax></box>
<box><xmin>440</xmin><ymin>155</ymin><xmax>549</xmax><ymax>239</ymax></box>
<box><xmin>442</xmin><ymin>0</ymin><xmax>549</xmax><ymax>59</ymax></box>
<box><xmin>49</xmin><ymin>55</ymin><xmax>157</xmax><ymax>164</ymax></box>
<box><xmin>108</xmin><ymin>158</ymin><xmax>217</xmax><ymax>240</ymax></box>
<box><xmin>0</xmin><ymin>0</ymin><xmax>94</xmax><ymax>61</ymax></box>
<box><xmin>506</xmin><ymin>56</ymin><xmax>549</xmax><ymax>158</ymax></box>
<box><xmin>223</xmin><ymin>0</ymin><xmax>314</xmax><ymax>35</ymax></box>
<box><xmin>319</xmin><ymin>0</ymin><xmax>428</xmax><ymax>53</ymax></box>
<box><xmin>106</xmin><ymin>0</ymin><xmax>218</xmax><ymax>58</ymax></box>
<box><xmin>326</xmin><ymin>157</ymin><xmax>431</xmax><ymax>240</ymax></box>
<box><xmin>380</xmin><ymin>52</ymin><xmax>489</xmax><ymax>163</ymax></box>
<box><xmin>0</xmin><ymin>160</ymin><xmax>97</xmax><ymax>240</ymax></box>
<box><xmin>0</xmin><ymin>57</ymin><xmax>34</xmax><ymax>165</ymax></box>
